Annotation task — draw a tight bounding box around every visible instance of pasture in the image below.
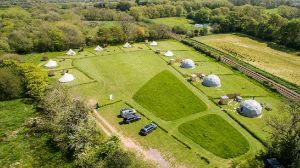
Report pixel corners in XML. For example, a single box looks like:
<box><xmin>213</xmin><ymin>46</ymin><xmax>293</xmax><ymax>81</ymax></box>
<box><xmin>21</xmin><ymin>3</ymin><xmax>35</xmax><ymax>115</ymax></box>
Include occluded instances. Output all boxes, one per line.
<box><xmin>194</xmin><ymin>33</ymin><xmax>300</xmax><ymax>85</ymax></box>
<box><xmin>25</xmin><ymin>39</ymin><xmax>289</xmax><ymax>167</ymax></box>
<box><xmin>151</xmin><ymin>17</ymin><xmax>195</xmax><ymax>30</ymax></box>
<box><xmin>179</xmin><ymin>114</ymin><xmax>250</xmax><ymax>159</ymax></box>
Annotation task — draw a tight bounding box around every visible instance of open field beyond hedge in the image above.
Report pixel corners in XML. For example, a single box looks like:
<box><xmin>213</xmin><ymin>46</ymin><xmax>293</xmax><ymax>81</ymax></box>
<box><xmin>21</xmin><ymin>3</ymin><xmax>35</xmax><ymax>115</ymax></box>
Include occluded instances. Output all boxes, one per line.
<box><xmin>194</xmin><ymin>34</ymin><xmax>300</xmax><ymax>86</ymax></box>
<box><xmin>18</xmin><ymin>39</ymin><xmax>290</xmax><ymax>167</ymax></box>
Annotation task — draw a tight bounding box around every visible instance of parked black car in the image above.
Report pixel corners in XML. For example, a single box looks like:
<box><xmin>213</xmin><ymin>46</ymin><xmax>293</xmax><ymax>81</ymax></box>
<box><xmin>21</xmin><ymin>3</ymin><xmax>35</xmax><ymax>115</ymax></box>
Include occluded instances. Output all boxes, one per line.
<box><xmin>123</xmin><ymin>113</ymin><xmax>141</xmax><ymax>124</ymax></box>
<box><xmin>140</xmin><ymin>123</ymin><xmax>157</xmax><ymax>136</ymax></box>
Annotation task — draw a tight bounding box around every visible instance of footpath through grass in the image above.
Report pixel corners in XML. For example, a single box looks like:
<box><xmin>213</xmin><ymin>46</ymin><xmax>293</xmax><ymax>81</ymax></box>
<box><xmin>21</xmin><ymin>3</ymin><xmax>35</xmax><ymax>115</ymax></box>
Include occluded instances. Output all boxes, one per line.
<box><xmin>179</xmin><ymin>114</ymin><xmax>250</xmax><ymax>159</ymax></box>
<box><xmin>133</xmin><ymin>70</ymin><xmax>207</xmax><ymax>121</ymax></box>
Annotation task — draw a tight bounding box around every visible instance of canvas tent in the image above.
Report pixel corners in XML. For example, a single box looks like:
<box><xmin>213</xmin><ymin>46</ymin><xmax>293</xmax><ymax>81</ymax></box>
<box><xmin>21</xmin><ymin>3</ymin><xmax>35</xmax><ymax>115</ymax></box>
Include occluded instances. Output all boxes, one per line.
<box><xmin>150</xmin><ymin>41</ymin><xmax>158</xmax><ymax>46</ymax></box>
<box><xmin>180</xmin><ymin>59</ymin><xmax>195</xmax><ymax>68</ymax></box>
<box><xmin>44</xmin><ymin>60</ymin><xmax>58</xmax><ymax>68</ymax></box>
<box><xmin>238</xmin><ymin>99</ymin><xmax>262</xmax><ymax>118</ymax></box>
<box><xmin>59</xmin><ymin>73</ymin><xmax>74</xmax><ymax>83</ymax></box>
<box><xmin>123</xmin><ymin>42</ymin><xmax>132</xmax><ymax>48</ymax></box>
<box><xmin>66</xmin><ymin>49</ymin><xmax>76</xmax><ymax>56</ymax></box>
<box><xmin>202</xmin><ymin>74</ymin><xmax>221</xmax><ymax>87</ymax></box>
<box><xmin>164</xmin><ymin>50</ymin><xmax>174</xmax><ymax>57</ymax></box>
<box><xmin>94</xmin><ymin>45</ymin><xmax>103</xmax><ymax>52</ymax></box>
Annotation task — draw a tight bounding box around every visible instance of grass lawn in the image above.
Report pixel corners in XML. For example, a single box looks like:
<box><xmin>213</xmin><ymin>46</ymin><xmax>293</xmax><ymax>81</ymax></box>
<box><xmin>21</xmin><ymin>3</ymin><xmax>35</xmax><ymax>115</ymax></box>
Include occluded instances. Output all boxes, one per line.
<box><xmin>222</xmin><ymin>96</ymin><xmax>287</xmax><ymax>141</ymax></box>
<box><xmin>149</xmin><ymin>40</ymin><xmax>193</xmax><ymax>51</ymax></box>
<box><xmin>73</xmin><ymin>50</ymin><xmax>167</xmax><ymax>102</ymax></box>
<box><xmin>19</xmin><ymin>40</ymin><xmax>288</xmax><ymax>167</ymax></box>
<box><xmin>98</xmin><ymin>102</ymin><xmax>211</xmax><ymax>168</ymax></box>
<box><xmin>133</xmin><ymin>70</ymin><xmax>207</xmax><ymax>121</ymax></box>
<box><xmin>0</xmin><ymin>99</ymin><xmax>72</xmax><ymax>168</ymax></box>
<box><xmin>151</xmin><ymin>17</ymin><xmax>195</xmax><ymax>30</ymax></box>
<box><xmin>50</xmin><ymin>68</ymin><xmax>95</xmax><ymax>86</ymax></box>
<box><xmin>161</xmin><ymin>50</ymin><xmax>212</xmax><ymax>62</ymax></box>
<box><xmin>172</xmin><ymin>61</ymin><xmax>234</xmax><ymax>75</ymax></box>
<box><xmin>179</xmin><ymin>114</ymin><xmax>250</xmax><ymax>159</ymax></box>
<box><xmin>192</xmin><ymin>74</ymin><xmax>270</xmax><ymax>98</ymax></box>
<box><xmin>194</xmin><ymin>34</ymin><xmax>300</xmax><ymax>85</ymax></box>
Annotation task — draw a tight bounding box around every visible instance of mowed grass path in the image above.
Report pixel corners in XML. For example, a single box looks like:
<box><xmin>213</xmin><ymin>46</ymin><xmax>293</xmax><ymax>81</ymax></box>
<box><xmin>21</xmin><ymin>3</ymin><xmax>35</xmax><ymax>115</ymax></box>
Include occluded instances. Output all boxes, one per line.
<box><xmin>179</xmin><ymin>114</ymin><xmax>250</xmax><ymax>159</ymax></box>
<box><xmin>194</xmin><ymin>34</ymin><xmax>300</xmax><ymax>85</ymax></box>
<box><xmin>133</xmin><ymin>70</ymin><xmax>207</xmax><ymax>121</ymax></box>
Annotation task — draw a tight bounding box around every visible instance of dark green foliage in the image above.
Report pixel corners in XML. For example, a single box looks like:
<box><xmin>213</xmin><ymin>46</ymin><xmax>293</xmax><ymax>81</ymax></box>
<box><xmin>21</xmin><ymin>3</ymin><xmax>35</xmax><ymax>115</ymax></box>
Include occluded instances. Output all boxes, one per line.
<box><xmin>133</xmin><ymin>70</ymin><xmax>207</xmax><ymax>121</ymax></box>
<box><xmin>0</xmin><ymin>67</ymin><xmax>23</xmax><ymax>100</ymax></box>
<box><xmin>0</xmin><ymin>60</ymin><xmax>48</xmax><ymax>100</ymax></box>
<box><xmin>179</xmin><ymin>114</ymin><xmax>250</xmax><ymax>158</ymax></box>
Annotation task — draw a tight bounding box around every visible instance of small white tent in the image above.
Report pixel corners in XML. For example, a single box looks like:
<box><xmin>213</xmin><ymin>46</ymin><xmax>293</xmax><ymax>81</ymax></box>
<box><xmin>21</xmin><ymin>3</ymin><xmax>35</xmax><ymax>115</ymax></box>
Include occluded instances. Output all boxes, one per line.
<box><xmin>202</xmin><ymin>74</ymin><xmax>221</xmax><ymax>87</ymax></box>
<box><xmin>66</xmin><ymin>49</ymin><xmax>76</xmax><ymax>56</ymax></box>
<box><xmin>238</xmin><ymin>100</ymin><xmax>262</xmax><ymax>118</ymax></box>
<box><xmin>94</xmin><ymin>45</ymin><xmax>103</xmax><ymax>52</ymax></box>
<box><xmin>123</xmin><ymin>42</ymin><xmax>132</xmax><ymax>48</ymax></box>
<box><xmin>180</xmin><ymin>59</ymin><xmax>195</xmax><ymax>68</ymax></box>
<box><xmin>59</xmin><ymin>73</ymin><xmax>74</xmax><ymax>83</ymax></box>
<box><xmin>44</xmin><ymin>60</ymin><xmax>58</xmax><ymax>68</ymax></box>
<box><xmin>150</xmin><ymin>41</ymin><xmax>158</xmax><ymax>46</ymax></box>
<box><xmin>164</xmin><ymin>50</ymin><xmax>174</xmax><ymax>57</ymax></box>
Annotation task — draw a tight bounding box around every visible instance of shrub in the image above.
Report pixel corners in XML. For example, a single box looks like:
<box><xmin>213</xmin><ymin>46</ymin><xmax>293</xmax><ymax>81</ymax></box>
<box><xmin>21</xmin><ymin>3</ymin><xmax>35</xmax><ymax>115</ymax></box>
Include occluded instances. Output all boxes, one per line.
<box><xmin>0</xmin><ymin>67</ymin><xmax>23</xmax><ymax>100</ymax></box>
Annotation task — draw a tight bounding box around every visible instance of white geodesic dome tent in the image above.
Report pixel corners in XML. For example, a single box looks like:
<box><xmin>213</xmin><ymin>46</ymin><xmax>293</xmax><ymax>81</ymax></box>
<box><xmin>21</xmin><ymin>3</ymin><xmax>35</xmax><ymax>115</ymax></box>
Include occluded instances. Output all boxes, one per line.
<box><xmin>44</xmin><ymin>60</ymin><xmax>58</xmax><ymax>68</ymax></box>
<box><xmin>180</xmin><ymin>59</ymin><xmax>195</xmax><ymax>68</ymax></box>
<box><xmin>59</xmin><ymin>73</ymin><xmax>74</xmax><ymax>83</ymax></box>
<box><xmin>94</xmin><ymin>45</ymin><xmax>103</xmax><ymax>52</ymax></box>
<box><xmin>164</xmin><ymin>50</ymin><xmax>174</xmax><ymax>57</ymax></box>
<box><xmin>202</xmin><ymin>74</ymin><xmax>221</xmax><ymax>87</ymax></box>
<box><xmin>238</xmin><ymin>100</ymin><xmax>262</xmax><ymax>118</ymax></box>
<box><xmin>150</xmin><ymin>41</ymin><xmax>158</xmax><ymax>46</ymax></box>
<box><xmin>66</xmin><ymin>49</ymin><xmax>76</xmax><ymax>56</ymax></box>
<box><xmin>123</xmin><ymin>42</ymin><xmax>132</xmax><ymax>48</ymax></box>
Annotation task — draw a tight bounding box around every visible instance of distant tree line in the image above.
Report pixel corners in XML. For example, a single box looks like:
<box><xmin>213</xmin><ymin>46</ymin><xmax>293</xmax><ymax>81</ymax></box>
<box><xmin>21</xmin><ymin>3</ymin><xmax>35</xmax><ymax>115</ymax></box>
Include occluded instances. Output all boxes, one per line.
<box><xmin>0</xmin><ymin>5</ymin><xmax>171</xmax><ymax>54</ymax></box>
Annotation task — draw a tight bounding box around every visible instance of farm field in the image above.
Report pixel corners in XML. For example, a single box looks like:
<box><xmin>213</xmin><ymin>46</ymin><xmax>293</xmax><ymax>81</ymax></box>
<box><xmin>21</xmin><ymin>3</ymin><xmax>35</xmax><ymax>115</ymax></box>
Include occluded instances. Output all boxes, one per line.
<box><xmin>194</xmin><ymin>33</ymin><xmax>300</xmax><ymax>85</ymax></box>
<box><xmin>26</xmin><ymin>39</ymin><xmax>288</xmax><ymax>167</ymax></box>
<box><xmin>151</xmin><ymin>17</ymin><xmax>195</xmax><ymax>30</ymax></box>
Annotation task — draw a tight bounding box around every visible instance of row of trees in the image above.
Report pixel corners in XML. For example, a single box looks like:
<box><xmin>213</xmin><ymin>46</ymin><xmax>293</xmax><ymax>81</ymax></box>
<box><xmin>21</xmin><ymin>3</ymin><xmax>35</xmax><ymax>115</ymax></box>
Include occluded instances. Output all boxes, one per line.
<box><xmin>0</xmin><ymin>59</ymin><xmax>48</xmax><ymax>100</ymax></box>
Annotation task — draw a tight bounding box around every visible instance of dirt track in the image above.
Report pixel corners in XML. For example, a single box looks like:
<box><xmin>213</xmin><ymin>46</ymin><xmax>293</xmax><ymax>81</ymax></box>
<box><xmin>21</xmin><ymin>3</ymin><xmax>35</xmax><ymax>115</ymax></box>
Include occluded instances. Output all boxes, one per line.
<box><xmin>93</xmin><ymin>110</ymin><xmax>170</xmax><ymax>168</ymax></box>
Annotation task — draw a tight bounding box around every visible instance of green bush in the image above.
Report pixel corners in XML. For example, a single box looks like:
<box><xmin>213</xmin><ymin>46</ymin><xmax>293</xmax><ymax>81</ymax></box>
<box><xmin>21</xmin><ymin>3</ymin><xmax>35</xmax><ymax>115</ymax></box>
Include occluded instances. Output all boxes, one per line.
<box><xmin>0</xmin><ymin>67</ymin><xmax>23</xmax><ymax>100</ymax></box>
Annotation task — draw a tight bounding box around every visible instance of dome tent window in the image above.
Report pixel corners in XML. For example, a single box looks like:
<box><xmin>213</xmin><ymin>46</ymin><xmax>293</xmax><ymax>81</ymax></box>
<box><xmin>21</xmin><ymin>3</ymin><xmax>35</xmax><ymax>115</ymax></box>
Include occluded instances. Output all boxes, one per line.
<box><xmin>238</xmin><ymin>99</ymin><xmax>262</xmax><ymax>118</ymax></box>
<box><xmin>202</xmin><ymin>74</ymin><xmax>221</xmax><ymax>87</ymax></box>
<box><xmin>180</xmin><ymin>59</ymin><xmax>195</xmax><ymax>69</ymax></box>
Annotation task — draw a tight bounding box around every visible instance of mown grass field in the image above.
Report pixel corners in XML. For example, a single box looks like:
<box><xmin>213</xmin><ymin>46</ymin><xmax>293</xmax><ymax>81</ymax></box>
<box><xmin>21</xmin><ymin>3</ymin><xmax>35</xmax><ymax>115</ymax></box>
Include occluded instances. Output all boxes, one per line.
<box><xmin>0</xmin><ymin>99</ymin><xmax>72</xmax><ymax>168</ymax></box>
<box><xmin>20</xmin><ymin>39</ymin><xmax>288</xmax><ymax>167</ymax></box>
<box><xmin>133</xmin><ymin>70</ymin><xmax>207</xmax><ymax>121</ymax></box>
<box><xmin>194</xmin><ymin>34</ymin><xmax>300</xmax><ymax>85</ymax></box>
<box><xmin>151</xmin><ymin>17</ymin><xmax>195</xmax><ymax>30</ymax></box>
<box><xmin>179</xmin><ymin>114</ymin><xmax>250</xmax><ymax>159</ymax></box>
